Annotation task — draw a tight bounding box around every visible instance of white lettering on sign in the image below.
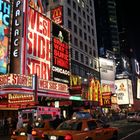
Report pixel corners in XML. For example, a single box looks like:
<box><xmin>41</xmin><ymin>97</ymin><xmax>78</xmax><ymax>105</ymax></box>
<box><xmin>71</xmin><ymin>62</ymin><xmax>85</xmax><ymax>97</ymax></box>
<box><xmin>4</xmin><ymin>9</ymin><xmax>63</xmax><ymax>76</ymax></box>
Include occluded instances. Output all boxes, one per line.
<box><xmin>12</xmin><ymin>0</ymin><xmax>22</xmax><ymax>58</ymax></box>
<box><xmin>39</xmin><ymin>79</ymin><xmax>68</xmax><ymax>93</ymax></box>
<box><xmin>52</xmin><ymin>66</ymin><xmax>70</xmax><ymax>76</ymax></box>
<box><xmin>0</xmin><ymin>74</ymin><xmax>33</xmax><ymax>88</ymax></box>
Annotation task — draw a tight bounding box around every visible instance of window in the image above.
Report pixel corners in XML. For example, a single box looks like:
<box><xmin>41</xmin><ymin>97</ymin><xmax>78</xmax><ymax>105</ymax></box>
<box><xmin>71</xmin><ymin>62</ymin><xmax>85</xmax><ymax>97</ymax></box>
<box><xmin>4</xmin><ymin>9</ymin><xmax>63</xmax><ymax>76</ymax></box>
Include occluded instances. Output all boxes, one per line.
<box><xmin>89</xmin><ymin>47</ymin><xmax>92</xmax><ymax>55</ymax></box>
<box><xmin>84</xmin><ymin>44</ymin><xmax>88</xmax><ymax>52</ymax></box>
<box><xmin>79</xmin><ymin>28</ymin><xmax>82</xmax><ymax>37</ymax></box>
<box><xmin>71</xmin><ymin>48</ymin><xmax>73</xmax><ymax>58</ymax></box>
<box><xmin>78</xmin><ymin>6</ymin><xmax>81</xmax><ymax>14</ymax></box>
<box><xmin>85</xmin><ymin>56</ymin><xmax>89</xmax><ymax>65</ymax></box>
<box><xmin>70</xmin><ymin>34</ymin><xmax>72</xmax><ymax>43</ymax></box>
<box><xmin>74</xmin><ymin>37</ymin><xmax>78</xmax><ymax>46</ymax></box>
<box><xmin>84</xmin><ymin>32</ymin><xmax>87</xmax><ymax>41</ymax></box>
<box><xmin>88</xmin><ymin>36</ymin><xmax>91</xmax><ymax>44</ymax></box>
<box><xmin>67</xmin><ymin>8</ymin><xmax>71</xmax><ymax>17</ymax></box>
<box><xmin>67</xmin><ymin>0</ymin><xmax>71</xmax><ymax>5</ymax></box>
<box><xmin>78</xmin><ymin>17</ymin><xmax>82</xmax><ymax>25</ymax></box>
<box><xmin>75</xmin><ymin>51</ymin><xmax>79</xmax><ymax>60</ymax></box>
<box><xmin>68</xmin><ymin>20</ymin><xmax>72</xmax><ymax>29</ymax></box>
<box><xmin>88</xmin><ymin>25</ymin><xmax>90</xmax><ymax>33</ymax></box>
<box><xmin>91</xmin><ymin>19</ymin><xmax>94</xmax><ymax>26</ymax></box>
<box><xmin>83</xmin><ymin>11</ymin><xmax>86</xmax><ymax>19</ymax></box>
<box><xmin>80</xmin><ymin>54</ymin><xmax>84</xmax><ymax>63</ymax></box>
<box><xmin>92</xmin><ymin>39</ymin><xmax>95</xmax><ymax>46</ymax></box>
<box><xmin>83</xmin><ymin>21</ymin><xmax>86</xmax><ymax>29</ymax></box>
<box><xmin>92</xmin><ymin>29</ymin><xmax>94</xmax><ymax>36</ymax></box>
<box><xmin>80</xmin><ymin>41</ymin><xmax>83</xmax><ymax>50</ymax></box>
<box><xmin>73</xmin><ymin>12</ymin><xmax>77</xmax><ymax>21</ymax></box>
<box><xmin>87</xmin><ymin>15</ymin><xmax>90</xmax><ymax>22</ymax></box>
<box><xmin>74</xmin><ymin>24</ymin><xmax>77</xmax><ymax>34</ymax></box>
<box><xmin>87</xmin><ymin>121</ymin><xmax>97</xmax><ymax>130</ymax></box>
<box><xmin>93</xmin><ymin>50</ymin><xmax>96</xmax><ymax>57</ymax></box>
<box><xmin>73</xmin><ymin>1</ymin><xmax>76</xmax><ymax>10</ymax></box>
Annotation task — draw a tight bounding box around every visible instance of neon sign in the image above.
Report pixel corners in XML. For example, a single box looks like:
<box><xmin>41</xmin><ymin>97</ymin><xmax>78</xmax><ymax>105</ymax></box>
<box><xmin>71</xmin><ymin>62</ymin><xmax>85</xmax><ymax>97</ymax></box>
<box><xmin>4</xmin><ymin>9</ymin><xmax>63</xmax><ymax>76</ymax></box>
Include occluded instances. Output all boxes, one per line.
<box><xmin>0</xmin><ymin>0</ymin><xmax>11</xmax><ymax>74</ymax></box>
<box><xmin>8</xmin><ymin>94</ymin><xmax>34</xmax><ymax>103</ymax></box>
<box><xmin>27</xmin><ymin>7</ymin><xmax>51</xmax><ymax>80</ymax></box>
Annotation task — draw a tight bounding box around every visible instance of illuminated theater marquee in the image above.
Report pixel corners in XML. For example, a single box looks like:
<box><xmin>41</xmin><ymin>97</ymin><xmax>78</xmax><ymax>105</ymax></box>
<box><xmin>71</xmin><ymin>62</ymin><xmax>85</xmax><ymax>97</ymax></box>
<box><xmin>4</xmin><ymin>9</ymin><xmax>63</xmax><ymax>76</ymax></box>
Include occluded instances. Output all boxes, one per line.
<box><xmin>0</xmin><ymin>74</ymin><xmax>33</xmax><ymax>88</ymax></box>
<box><xmin>27</xmin><ymin>7</ymin><xmax>51</xmax><ymax>80</ymax></box>
<box><xmin>39</xmin><ymin>79</ymin><xmax>68</xmax><ymax>93</ymax></box>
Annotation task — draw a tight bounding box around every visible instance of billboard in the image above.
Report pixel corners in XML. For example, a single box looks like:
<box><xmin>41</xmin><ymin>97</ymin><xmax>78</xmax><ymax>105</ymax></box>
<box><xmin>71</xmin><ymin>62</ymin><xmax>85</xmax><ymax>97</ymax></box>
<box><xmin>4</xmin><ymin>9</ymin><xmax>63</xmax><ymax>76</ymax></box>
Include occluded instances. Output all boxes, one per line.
<box><xmin>115</xmin><ymin>79</ymin><xmax>133</xmax><ymax>105</ymax></box>
<box><xmin>99</xmin><ymin>58</ymin><xmax>115</xmax><ymax>81</ymax></box>
<box><xmin>26</xmin><ymin>7</ymin><xmax>51</xmax><ymax>80</ymax></box>
<box><xmin>51</xmin><ymin>6</ymin><xmax>63</xmax><ymax>25</ymax></box>
<box><xmin>0</xmin><ymin>0</ymin><xmax>11</xmax><ymax>74</ymax></box>
<box><xmin>52</xmin><ymin>22</ymin><xmax>70</xmax><ymax>84</ymax></box>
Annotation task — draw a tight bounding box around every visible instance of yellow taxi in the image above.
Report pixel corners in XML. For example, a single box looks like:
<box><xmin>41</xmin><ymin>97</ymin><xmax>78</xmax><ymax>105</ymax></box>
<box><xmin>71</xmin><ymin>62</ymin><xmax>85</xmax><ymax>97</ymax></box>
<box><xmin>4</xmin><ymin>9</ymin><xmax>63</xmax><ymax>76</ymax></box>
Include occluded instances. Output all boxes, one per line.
<box><xmin>32</xmin><ymin>120</ymin><xmax>54</xmax><ymax>140</ymax></box>
<box><xmin>11</xmin><ymin>121</ymin><xmax>28</xmax><ymax>140</ymax></box>
<box><xmin>11</xmin><ymin>120</ymin><xmax>54</xmax><ymax>140</ymax></box>
<box><xmin>42</xmin><ymin>118</ymin><xmax>118</xmax><ymax>140</ymax></box>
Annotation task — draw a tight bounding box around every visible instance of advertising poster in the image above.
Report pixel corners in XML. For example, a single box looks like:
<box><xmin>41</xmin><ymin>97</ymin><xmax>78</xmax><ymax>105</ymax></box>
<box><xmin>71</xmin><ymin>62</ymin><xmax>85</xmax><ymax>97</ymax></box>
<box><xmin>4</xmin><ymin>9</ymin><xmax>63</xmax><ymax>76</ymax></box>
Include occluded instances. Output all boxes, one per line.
<box><xmin>0</xmin><ymin>0</ymin><xmax>11</xmax><ymax>74</ymax></box>
<box><xmin>99</xmin><ymin>58</ymin><xmax>115</xmax><ymax>82</ymax></box>
<box><xmin>115</xmin><ymin>79</ymin><xmax>133</xmax><ymax>105</ymax></box>
<box><xmin>26</xmin><ymin>6</ymin><xmax>51</xmax><ymax>80</ymax></box>
<box><xmin>52</xmin><ymin>22</ymin><xmax>70</xmax><ymax>84</ymax></box>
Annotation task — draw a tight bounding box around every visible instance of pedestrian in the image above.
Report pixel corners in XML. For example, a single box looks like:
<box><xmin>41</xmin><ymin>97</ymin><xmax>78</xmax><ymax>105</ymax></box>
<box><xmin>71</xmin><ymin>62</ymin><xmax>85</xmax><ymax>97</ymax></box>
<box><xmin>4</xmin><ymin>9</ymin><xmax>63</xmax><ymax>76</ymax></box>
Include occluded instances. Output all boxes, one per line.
<box><xmin>52</xmin><ymin>115</ymin><xmax>62</xmax><ymax>129</ymax></box>
<box><xmin>3</xmin><ymin>117</ymin><xmax>9</xmax><ymax>135</ymax></box>
<box><xmin>27</xmin><ymin>120</ymin><xmax>33</xmax><ymax>140</ymax></box>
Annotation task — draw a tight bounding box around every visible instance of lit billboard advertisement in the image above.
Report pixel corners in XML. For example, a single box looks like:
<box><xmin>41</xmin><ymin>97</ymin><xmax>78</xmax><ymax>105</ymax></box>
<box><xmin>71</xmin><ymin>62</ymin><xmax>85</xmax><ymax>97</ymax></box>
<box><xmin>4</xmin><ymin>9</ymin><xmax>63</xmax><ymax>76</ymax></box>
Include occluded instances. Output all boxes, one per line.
<box><xmin>115</xmin><ymin>79</ymin><xmax>133</xmax><ymax>105</ymax></box>
<box><xmin>137</xmin><ymin>78</ymin><xmax>140</xmax><ymax>99</ymax></box>
<box><xmin>26</xmin><ymin>7</ymin><xmax>51</xmax><ymax>80</ymax></box>
<box><xmin>52</xmin><ymin>22</ymin><xmax>70</xmax><ymax>84</ymax></box>
<box><xmin>99</xmin><ymin>58</ymin><xmax>115</xmax><ymax>81</ymax></box>
<box><xmin>0</xmin><ymin>0</ymin><xmax>11</xmax><ymax>74</ymax></box>
<box><xmin>88</xmin><ymin>78</ymin><xmax>100</xmax><ymax>102</ymax></box>
<box><xmin>51</xmin><ymin>6</ymin><xmax>63</xmax><ymax>25</ymax></box>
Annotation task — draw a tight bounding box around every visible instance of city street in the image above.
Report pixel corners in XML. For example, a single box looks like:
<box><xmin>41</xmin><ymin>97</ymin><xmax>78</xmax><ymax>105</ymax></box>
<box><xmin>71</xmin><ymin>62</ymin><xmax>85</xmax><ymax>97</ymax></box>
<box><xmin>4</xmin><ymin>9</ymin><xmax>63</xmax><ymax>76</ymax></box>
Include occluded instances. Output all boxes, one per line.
<box><xmin>1</xmin><ymin>119</ymin><xmax>140</xmax><ymax>140</ymax></box>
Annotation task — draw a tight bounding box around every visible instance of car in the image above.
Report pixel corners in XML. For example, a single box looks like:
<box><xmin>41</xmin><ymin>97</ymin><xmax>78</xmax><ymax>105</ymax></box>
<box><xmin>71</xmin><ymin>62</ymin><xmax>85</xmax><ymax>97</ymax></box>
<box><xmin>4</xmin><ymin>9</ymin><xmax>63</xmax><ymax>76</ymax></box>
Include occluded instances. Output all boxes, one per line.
<box><xmin>11</xmin><ymin>120</ymin><xmax>54</xmax><ymax>140</ymax></box>
<box><xmin>126</xmin><ymin>112</ymin><xmax>137</xmax><ymax>122</ymax></box>
<box><xmin>32</xmin><ymin>120</ymin><xmax>54</xmax><ymax>140</ymax></box>
<box><xmin>42</xmin><ymin>118</ymin><xmax>118</xmax><ymax>140</ymax></box>
<box><xmin>135</xmin><ymin>112</ymin><xmax>140</xmax><ymax>122</ymax></box>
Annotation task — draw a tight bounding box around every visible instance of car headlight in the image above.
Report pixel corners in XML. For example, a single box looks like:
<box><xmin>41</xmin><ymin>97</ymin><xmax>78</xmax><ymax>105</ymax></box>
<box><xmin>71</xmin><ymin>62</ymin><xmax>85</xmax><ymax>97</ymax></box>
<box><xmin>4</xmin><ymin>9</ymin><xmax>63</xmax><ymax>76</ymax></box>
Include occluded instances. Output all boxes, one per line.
<box><xmin>20</xmin><ymin>132</ymin><xmax>26</xmax><ymax>136</ymax></box>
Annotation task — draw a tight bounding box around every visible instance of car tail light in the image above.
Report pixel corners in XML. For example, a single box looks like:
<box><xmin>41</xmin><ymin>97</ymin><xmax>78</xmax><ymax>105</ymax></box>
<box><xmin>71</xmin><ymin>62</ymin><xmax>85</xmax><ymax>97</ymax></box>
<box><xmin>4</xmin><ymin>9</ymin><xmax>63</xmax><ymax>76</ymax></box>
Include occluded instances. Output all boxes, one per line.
<box><xmin>32</xmin><ymin>130</ymin><xmax>37</xmax><ymax>136</ymax></box>
<box><xmin>64</xmin><ymin>134</ymin><xmax>73</xmax><ymax>140</ymax></box>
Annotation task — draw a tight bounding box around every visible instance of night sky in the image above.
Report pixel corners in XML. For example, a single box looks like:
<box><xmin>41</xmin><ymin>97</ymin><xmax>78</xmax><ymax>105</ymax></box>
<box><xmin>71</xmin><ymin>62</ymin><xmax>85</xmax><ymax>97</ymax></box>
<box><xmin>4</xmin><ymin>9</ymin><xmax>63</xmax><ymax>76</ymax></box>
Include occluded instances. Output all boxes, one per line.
<box><xmin>116</xmin><ymin>0</ymin><xmax>140</xmax><ymax>62</ymax></box>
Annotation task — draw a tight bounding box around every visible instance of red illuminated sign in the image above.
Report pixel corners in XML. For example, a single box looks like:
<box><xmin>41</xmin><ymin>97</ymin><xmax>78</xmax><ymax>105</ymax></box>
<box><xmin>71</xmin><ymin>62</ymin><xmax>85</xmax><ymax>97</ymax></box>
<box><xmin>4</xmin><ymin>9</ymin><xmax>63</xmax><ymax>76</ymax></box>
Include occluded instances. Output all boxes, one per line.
<box><xmin>0</xmin><ymin>74</ymin><xmax>33</xmax><ymax>88</ymax></box>
<box><xmin>53</xmin><ymin>37</ymin><xmax>69</xmax><ymax>69</ymax></box>
<box><xmin>27</xmin><ymin>7</ymin><xmax>51</xmax><ymax>80</ymax></box>
<box><xmin>51</xmin><ymin>6</ymin><xmax>63</xmax><ymax>25</ymax></box>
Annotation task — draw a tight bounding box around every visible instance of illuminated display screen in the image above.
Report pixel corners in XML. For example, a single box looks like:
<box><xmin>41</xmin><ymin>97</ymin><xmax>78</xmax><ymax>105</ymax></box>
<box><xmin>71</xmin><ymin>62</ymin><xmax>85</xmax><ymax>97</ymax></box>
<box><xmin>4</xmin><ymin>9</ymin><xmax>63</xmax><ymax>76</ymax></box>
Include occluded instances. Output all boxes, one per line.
<box><xmin>27</xmin><ymin>7</ymin><xmax>51</xmax><ymax>80</ymax></box>
<box><xmin>52</xmin><ymin>22</ymin><xmax>70</xmax><ymax>84</ymax></box>
<box><xmin>0</xmin><ymin>0</ymin><xmax>11</xmax><ymax>74</ymax></box>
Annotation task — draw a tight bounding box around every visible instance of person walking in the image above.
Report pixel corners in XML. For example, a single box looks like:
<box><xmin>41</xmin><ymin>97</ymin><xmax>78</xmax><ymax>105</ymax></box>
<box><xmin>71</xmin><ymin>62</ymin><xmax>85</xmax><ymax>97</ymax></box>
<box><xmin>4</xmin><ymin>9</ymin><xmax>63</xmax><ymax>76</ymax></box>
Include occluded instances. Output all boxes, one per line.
<box><xmin>27</xmin><ymin>120</ymin><xmax>33</xmax><ymax>140</ymax></box>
